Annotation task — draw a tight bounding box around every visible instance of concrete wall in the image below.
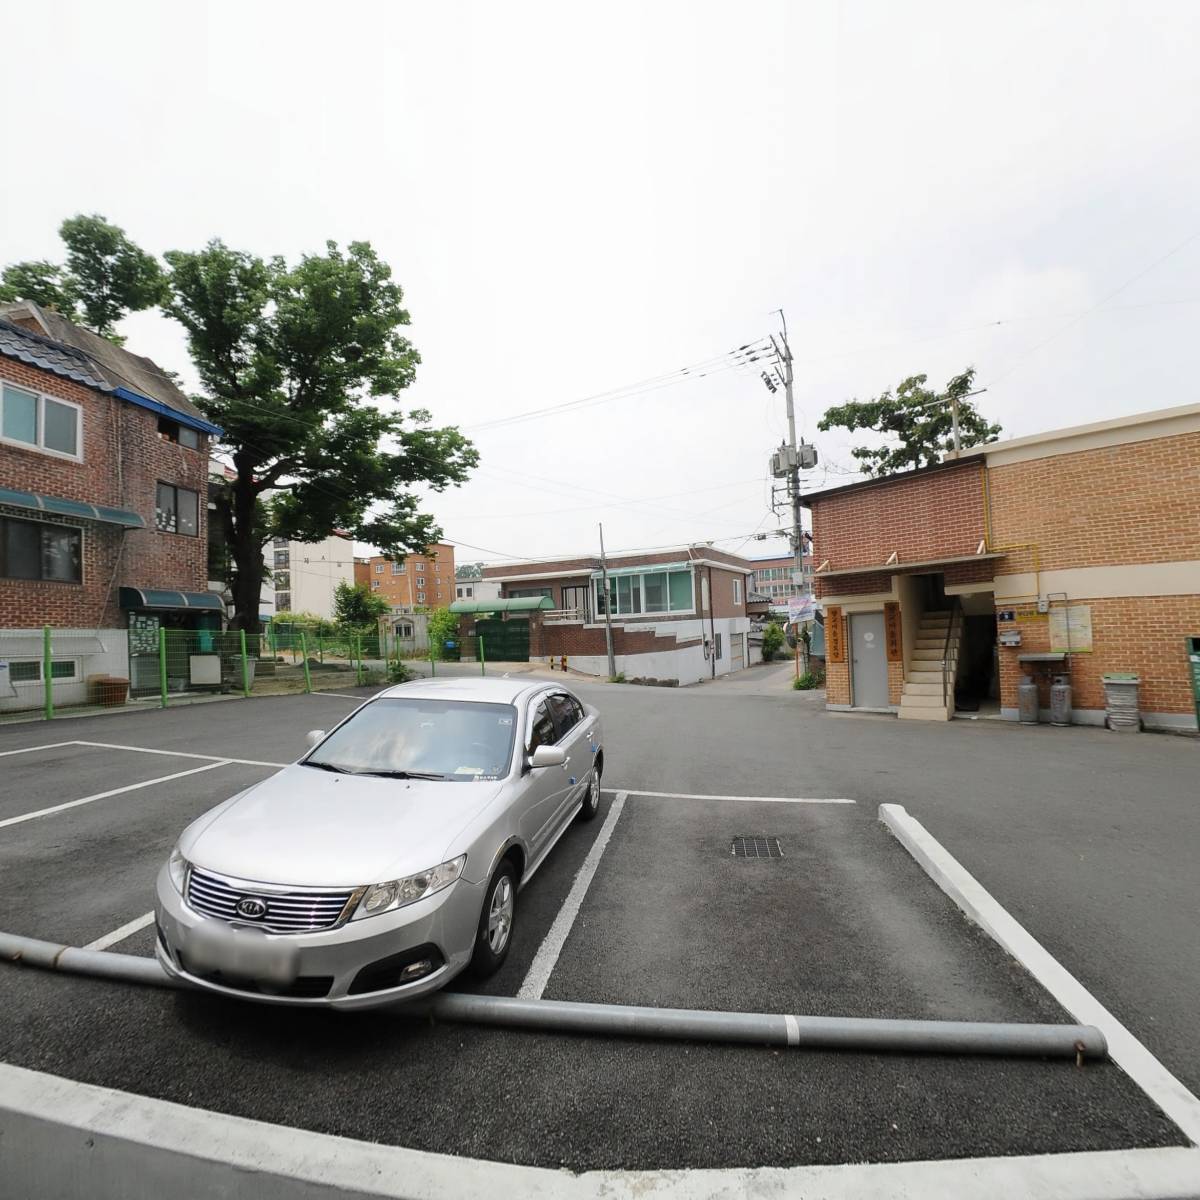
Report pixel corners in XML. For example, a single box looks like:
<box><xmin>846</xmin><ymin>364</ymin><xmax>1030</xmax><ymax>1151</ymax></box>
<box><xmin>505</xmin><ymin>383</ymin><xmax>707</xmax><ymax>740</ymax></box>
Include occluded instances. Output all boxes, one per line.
<box><xmin>284</xmin><ymin>536</ymin><xmax>356</xmax><ymax>619</ymax></box>
<box><xmin>0</xmin><ymin>628</ymin><xmax>129</xmax><ymax>712</ymax></box>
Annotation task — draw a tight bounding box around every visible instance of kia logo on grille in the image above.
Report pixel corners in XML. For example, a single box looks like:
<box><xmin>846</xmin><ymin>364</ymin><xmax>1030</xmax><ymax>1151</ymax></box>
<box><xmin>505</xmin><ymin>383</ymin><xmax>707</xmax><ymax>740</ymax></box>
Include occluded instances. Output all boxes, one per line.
<box><xmin>235</xmin><ymin>896</ymin><xmax>268</xmax><ymax>919</ymax></box>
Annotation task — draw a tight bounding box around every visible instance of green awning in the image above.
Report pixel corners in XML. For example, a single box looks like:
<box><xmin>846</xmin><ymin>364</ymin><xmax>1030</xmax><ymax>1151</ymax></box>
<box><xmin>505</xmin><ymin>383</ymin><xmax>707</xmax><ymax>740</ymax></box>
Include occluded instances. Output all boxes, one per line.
<box><xmin>119</xmin><ymin>588</ymin><xmax>225</xmax><ymax>611</ymax></box>
<box><xmin>449</xmin><ymin>596</ymin><xmax>554</xmax><ymax>614</ymax></box>
<box><xmin>0</xmin><ymin>487</ymin><xmax>145</xmax><ymax>529</ymax></box>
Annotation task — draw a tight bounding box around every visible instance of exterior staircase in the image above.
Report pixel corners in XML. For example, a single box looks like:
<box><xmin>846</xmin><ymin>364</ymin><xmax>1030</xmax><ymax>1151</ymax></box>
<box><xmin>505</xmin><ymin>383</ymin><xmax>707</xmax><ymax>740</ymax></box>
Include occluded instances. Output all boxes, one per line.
<box><xmin>897</xmin><ymin>608</ymin><xmax>959</xmax><ymax>722</ymax></box>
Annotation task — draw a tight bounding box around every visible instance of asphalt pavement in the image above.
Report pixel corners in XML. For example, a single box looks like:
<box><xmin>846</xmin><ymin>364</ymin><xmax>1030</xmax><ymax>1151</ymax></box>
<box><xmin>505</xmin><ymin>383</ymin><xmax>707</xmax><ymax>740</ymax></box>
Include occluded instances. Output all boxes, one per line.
<box><xmin>0</xmin><ymin>675</ymin><xmax>1195</xmax><ymax>1170</ymax></box>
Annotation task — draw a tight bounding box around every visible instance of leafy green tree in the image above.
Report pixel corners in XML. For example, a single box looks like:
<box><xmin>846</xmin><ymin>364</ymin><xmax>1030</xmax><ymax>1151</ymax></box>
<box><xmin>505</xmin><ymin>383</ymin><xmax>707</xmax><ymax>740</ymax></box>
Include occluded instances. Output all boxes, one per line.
<box><xmin>427</xmin><ymin>607</ymin><xmax>459</xmax><ymax>660</ymax></box>
<box><xmin>59</xmin><ymin>214</ymin><xmax>166</xmax><ymax>335</ymax></box>
<box><xmin>761</xmin><ymin>620</ymin><xmax>785</xmax><ymax>662</ymax></box>
<box><xmin>0</xmin><ymin>259</ymin><xmax>75</xmax><ymax>313</ymax></box>
<box><xmin>163</xmin><ymin>238</ymin><xmax>477</xmax><ymax>631</ymax></box>
<box><xmin>817</xmin><ymin>368</ymin><xmax>1000</xmax><ymax>477</ymax></box>
<box><xmin>0</xmin><ymin>214</ymin><xmax>166</xmax><ymax>339</ymax></box>
<box><xmin>333</xmin><ymin>581</ymin><xmax>392</xmax><ymax>627</ymax></box>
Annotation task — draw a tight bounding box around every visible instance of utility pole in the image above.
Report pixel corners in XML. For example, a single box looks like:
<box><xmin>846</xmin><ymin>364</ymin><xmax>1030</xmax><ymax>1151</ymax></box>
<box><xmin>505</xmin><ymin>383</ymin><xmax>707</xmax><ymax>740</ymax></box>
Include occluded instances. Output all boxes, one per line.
<box><xmin>765</xmin><ymin>311</ymin><xmax>813</xmax><ymax>596</ymax></box>
<box><xmin>946</xmin><ymin>388</ymin><xmax>986</xmax><ymax>459</ymax></box>
<box><xmin>598</xmin><ymin>522</ymin><xmax>616</xmax><ymax>679</ymax></box>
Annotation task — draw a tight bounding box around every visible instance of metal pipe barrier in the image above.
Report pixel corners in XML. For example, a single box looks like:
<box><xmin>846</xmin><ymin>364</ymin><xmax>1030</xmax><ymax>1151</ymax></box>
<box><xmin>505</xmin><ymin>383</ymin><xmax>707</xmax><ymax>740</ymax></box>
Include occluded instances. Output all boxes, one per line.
<box><xmin>0</xmin><ymin>931</ymin><xmax>1107</xmax><ymax>1060</ymax></box>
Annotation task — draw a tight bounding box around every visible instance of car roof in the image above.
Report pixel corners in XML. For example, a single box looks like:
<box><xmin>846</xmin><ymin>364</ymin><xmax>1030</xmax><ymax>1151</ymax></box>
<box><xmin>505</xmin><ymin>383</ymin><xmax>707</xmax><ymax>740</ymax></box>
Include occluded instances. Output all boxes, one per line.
<box><xmin>375</xmin><ymin>677</ymin><xmax>569</xmax><ymax>706</ymax></box>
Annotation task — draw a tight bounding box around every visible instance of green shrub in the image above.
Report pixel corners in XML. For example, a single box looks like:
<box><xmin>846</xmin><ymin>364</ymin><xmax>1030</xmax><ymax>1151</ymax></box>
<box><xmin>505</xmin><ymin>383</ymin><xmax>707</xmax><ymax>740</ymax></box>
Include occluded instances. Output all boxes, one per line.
<box><xmin>387</xmin><ymin>660</ymin><xmax>414</xmax><ymax>684</ymax></box>
<box><xmin>761</xmin><ymin>621</ymin><xmax>785</xmax><ymax>662</ymax></box>
<box><xmin>609</xmin><ymin>672</ymin><xmax>626</xmax><ymax>683</ymax></box>
<box><xmin>427</xmin><ymin>607</ymin><xmax>459</xmax><ymax>660</ymax></box>
<box><xmin>793</xmin><ymin>670</ymin><xmax>823</xmax><ymax>690</ymax></box>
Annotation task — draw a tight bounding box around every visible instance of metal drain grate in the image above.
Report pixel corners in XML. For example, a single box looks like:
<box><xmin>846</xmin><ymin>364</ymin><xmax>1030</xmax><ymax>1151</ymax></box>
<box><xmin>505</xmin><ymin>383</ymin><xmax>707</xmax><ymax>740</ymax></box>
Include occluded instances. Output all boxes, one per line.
<box><xmin>731</xmin><ymin>836</ymin><xmax>783</xmax><ymax>859</ymax></box>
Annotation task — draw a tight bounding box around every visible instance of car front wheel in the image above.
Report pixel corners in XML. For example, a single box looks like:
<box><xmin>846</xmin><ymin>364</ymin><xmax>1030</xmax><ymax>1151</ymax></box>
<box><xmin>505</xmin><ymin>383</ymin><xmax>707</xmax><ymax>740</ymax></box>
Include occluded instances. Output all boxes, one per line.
<box><xmin>469</xmin><ymin>859</ymin><xmax>517</xmax><ymax>977</ymax></box>
<box><xmin>578</xmin><ymin>763</ymin><xmax>601</xmax><ymax>821</ymax></box>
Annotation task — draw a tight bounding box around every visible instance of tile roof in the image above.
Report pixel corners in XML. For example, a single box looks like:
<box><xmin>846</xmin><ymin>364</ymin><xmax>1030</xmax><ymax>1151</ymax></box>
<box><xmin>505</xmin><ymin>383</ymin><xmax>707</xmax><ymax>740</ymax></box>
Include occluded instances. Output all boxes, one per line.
<box><xmin>0</xmin><ymin>301</ymin><xmax>206</xmax><ymax>423</ymax></box>
<box><xmin>0</xmin><ymin>317</ymin><xmax>114</xmax><ymax>392</ymax></box>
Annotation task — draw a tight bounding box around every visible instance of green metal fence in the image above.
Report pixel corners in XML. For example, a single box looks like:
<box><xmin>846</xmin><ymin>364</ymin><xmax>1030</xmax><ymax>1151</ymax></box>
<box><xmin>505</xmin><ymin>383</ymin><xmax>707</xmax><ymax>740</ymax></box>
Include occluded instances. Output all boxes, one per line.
<box><xmin>0</xmin><ymin>621</ymin><xmax>399</xmax><ymax>724</ymax></box>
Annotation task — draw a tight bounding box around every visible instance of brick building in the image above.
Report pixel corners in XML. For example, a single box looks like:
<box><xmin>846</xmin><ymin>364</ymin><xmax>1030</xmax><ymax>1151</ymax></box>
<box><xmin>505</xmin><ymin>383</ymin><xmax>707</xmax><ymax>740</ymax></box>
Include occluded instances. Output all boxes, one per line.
<box><xmin>354</xmin><ymin>543</ymin><xmax>456</xmax><ymax>610</ymax></box>
<box><xmin>749</xmin><ymin>552</ymin><xmax>814</xmax><ymax>603</ymax></box>
<box><xmin>457</xmin><ymin>545</ymin><xmax>755</xmax><ymax>683</ymax></box>
<box><xmin>805</xmin><ymin>403</ymin><xmax>1200</xmax><ymax>730</ymax></box>
<box><xmin>1</xmin><ymin>302</ymin><xmax>222</xmax><ymax>708</ymax></box>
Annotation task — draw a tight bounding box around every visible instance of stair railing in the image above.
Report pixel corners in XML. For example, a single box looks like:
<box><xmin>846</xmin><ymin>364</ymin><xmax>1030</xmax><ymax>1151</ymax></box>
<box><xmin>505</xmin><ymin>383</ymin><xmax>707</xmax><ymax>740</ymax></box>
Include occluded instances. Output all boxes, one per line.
<box><xmin>941</xmin><ymin>597</ymin><xmax>962</xmax><ymax>711</ymax></box>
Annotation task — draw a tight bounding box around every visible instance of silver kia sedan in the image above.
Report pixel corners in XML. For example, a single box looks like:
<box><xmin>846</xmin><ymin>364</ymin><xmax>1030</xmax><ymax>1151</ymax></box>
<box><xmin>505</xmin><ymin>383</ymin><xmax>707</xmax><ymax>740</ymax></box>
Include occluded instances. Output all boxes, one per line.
<box><xmin>155</xmin><ymin>678</ymin><xmax>604</xmax><ymax>1008</ymax></box>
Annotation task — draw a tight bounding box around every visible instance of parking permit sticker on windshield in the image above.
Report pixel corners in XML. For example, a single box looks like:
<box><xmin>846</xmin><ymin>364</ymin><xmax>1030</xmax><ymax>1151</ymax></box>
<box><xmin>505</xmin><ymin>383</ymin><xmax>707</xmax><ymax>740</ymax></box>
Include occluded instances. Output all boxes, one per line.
<box><xmin>455</xmin><ymin>766</ymin><xmax>483</xmax><ymax>775</ymax></box>
<box><xmin>498</xmin><ymin>716</ymin><xmax>512</xmax><ymax>725</ymax></box>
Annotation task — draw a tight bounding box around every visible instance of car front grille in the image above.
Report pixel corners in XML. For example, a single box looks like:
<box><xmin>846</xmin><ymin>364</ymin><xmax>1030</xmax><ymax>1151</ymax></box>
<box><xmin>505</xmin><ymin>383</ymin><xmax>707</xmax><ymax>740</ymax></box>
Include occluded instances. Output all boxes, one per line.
<box><xmin>186</xmin><ymin>867</ymin><xmax>356</xmax><ymax>934</ymax></box>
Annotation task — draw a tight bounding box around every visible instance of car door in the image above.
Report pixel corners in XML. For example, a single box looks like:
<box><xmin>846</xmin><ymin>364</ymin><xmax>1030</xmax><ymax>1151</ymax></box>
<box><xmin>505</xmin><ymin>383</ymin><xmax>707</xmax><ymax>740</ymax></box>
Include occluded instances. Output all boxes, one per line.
<box><xmin>547</xmin><ymin>692</ymin><xmax>588</xmax><ymax>820</ymax></box>
<box><xmin>518</xmin><ymin>694</ymin><xmax>568</xmax><ymax>856</ymax></box>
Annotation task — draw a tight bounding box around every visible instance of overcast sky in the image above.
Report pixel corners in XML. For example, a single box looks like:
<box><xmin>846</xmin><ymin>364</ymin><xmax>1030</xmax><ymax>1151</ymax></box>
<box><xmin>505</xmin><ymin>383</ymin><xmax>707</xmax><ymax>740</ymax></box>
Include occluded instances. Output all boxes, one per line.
<box><xmin>4</xmin><ymin>0</ymin><xmax>1198</xmax><ymax>566</ymax></box>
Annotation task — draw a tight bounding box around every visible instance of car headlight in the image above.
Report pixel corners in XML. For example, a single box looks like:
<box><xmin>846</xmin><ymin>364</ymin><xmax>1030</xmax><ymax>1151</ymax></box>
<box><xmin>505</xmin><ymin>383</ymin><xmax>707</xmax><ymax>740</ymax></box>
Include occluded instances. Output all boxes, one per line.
<box><xmin>168</xmin><ymin>847</ymin><xmax>189</xmax><ymax>893</ymax></box>
<box><xmin>353</xmin><ymin>854</ymin><xmax>466</xmax><ymax>920</ymax></box>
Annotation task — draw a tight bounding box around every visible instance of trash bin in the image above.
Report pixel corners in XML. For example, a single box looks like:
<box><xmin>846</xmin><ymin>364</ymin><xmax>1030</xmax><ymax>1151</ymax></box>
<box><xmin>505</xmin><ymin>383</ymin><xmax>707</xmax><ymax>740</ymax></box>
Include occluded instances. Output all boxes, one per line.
<box><xmin>1102</xmin><ymin>673</ymin><xmax>1141</xmax><ymax>732</ymax></box>
<box><xmin>1018</xmin><ymin>675</ymin><xmax>1039</xmax><ymax>724</ymax></box>
<box><xmin>1050</xmin><ymin>674</ymin><xmax>1072</xmax><ymax>726</ymax></box>
<box><xmin>88</xmin><ymin>675</ymin><xmax>129</xmax><ymax>707</ymax></box>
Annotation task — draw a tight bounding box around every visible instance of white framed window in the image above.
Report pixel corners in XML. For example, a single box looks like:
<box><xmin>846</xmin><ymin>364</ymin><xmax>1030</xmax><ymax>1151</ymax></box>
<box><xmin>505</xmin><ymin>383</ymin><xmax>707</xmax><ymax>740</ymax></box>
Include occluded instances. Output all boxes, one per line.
<box><xmin>391</xmin><ymin>561</ymin><xmax>405</xmax><ymax>574</ymax></box>
<box><xmin>375</xmin><ymin>562</ymin><xmax>384</xmax><ymax>574</ymax></box>
<box><xmin>715</xmin><ymin>632</ymin><xmax>723</xmax><ymax>660</ymax></box>
<box><xmin>371</xmin><ymin>580</ymin><xmax>380</xmax><ymax>589</ymax></box>
<box><xmin>415</xmin><ymin>562</ymin><xmax>424</xmax><ymax>573</ymax></box>
<box><xmin>417</xmin><ymin>591</ymin><xmax>426</xmax><ymax>603</ymax></box>
<box><xmin>1</xmin><ymin>380</ymin><xmax>82</xmax><ymax>460</ymax></box>
<box><xmin>733</xmin><ymin>578</ymin><xmax>742</xmax><ymax>605</ymax></box>
<box><xmin>8</xmin><ymin>658</ymin><xmax>79</xmax><ymax>684</ymax></box>
<box><xmin>592</xmin><ymin>569</ymin><xmax>693</xmax><ymax>617</ymax></box>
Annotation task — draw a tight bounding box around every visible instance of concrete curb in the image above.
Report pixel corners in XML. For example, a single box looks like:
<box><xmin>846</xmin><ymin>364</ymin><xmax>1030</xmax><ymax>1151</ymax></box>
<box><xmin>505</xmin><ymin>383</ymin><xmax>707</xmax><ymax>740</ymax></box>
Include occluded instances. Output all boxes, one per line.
<box><xmin>878</xmin><ymin>802</ymin><xmax>1200</xmax><ymax>1147</ymax></box>
<box><xmin>3</xmin><ymin>1063</ymin><xmax>1200</xmax><ymax>1200</ymax></box>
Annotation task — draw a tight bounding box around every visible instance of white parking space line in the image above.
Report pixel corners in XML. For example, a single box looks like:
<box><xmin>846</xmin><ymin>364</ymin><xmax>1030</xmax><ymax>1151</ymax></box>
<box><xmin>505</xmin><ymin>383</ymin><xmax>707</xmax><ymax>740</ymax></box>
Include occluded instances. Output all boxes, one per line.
<box><xmin>621</xmin><ymin>789</ymin><xmax>855</xmax><ymax>804</ymax></box>
<box><xmin>881</xmin><ymin>802</ymin><xmax>1200</xmax><ymax>1147</ymax></box>
<box><xmin>84</xmin><ymin>911</ymin><xmax>155</xmax><ymax>952</ymax></box>
<box><xmin>518</xmin><ymin>791</ymin><xmax>628</xmax><ymax>1000</ymax></box>
<box><xmin>0</xmin><ymin>741</ymin><xmax>82</xmax><ymax>758</ymax></box>
<box><xmin>306</xmin><ymin>693</ymin><xmax>368</xmax><ymax>700</ymax></box>
<box><xmin>71</xmin><ymin>741</ymin><xmax>288</xmax><ymax>769</ymax></box>
<box><xmin>0</xmin><ymin>762</ymin><xmax>230</xmax><ymax>830</ymax></box>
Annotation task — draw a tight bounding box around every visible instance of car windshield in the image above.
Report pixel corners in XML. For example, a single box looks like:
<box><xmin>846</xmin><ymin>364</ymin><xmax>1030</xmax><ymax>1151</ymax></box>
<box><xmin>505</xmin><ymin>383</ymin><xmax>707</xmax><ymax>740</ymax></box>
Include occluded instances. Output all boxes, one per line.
<box><xmin>304</xmin><ymin>698</ymin><xmax>518</xmax><ymax>782</ymax></box>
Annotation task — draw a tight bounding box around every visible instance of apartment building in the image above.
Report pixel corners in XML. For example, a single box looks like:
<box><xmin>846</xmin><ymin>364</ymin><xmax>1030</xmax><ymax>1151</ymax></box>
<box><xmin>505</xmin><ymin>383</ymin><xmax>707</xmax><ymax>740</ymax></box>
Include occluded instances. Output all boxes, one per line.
<box><xmin>354</xmin><ymin>543</ymin><xmax>456</xmax><ymax>610</ymax></box>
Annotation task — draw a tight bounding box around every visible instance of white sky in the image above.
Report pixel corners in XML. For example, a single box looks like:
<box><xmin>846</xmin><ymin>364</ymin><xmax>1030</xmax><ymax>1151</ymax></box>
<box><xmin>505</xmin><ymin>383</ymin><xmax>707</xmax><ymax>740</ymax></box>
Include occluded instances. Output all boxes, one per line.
<box><xmin>4</xmin><ymin>0</ymin><xmax>1199</xmax><ymax>566</ymax></box>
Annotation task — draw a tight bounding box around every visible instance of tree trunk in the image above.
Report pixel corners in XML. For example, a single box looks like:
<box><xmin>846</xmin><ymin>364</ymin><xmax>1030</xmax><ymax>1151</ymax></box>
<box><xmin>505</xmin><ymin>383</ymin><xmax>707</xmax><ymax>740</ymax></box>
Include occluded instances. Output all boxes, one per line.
<box><xmin>228</xmin><ymin>474</ymin><xmax>264</xmax><ymax>634</ymax></box>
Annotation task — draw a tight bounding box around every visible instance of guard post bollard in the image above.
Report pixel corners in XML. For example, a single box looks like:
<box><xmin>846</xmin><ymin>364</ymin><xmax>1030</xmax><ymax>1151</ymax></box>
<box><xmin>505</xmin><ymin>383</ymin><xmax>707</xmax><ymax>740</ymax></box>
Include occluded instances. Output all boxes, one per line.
<box><xmin>479</xmin><ymin>634</ymin><xmax>486</xmax><ymax>677</ymax></box>
<box><xmin>42</xmin><ymin>625</ymin><xmax>54</xmax><ymax>721</ymax></box>
<box><xmin>158</xmin><ymin>627</ymin><xmax>169</xmax><ymax>709</ymax></box>
<box><xmin>239</xmin><ymin>629</ymin><xmax>251</xmax><ymax>698</ymax></box>
<box><xmin>300</xmin><ymin>632</ymin><xmax>313</xmax><ymax>694</ymax></box>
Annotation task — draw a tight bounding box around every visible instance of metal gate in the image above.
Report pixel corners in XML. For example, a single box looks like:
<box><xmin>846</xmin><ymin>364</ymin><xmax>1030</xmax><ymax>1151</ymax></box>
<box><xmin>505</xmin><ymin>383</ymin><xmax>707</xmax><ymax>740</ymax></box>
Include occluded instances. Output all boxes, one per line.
<box><xmin>475</xmin><ymin>618</ymin><xmax>530</xmax><ymax>662</ymax></box>
<box><xmin>731</xmin><ymin>632</ymin><xmax>745</xmax><ymax>671</ymax></box>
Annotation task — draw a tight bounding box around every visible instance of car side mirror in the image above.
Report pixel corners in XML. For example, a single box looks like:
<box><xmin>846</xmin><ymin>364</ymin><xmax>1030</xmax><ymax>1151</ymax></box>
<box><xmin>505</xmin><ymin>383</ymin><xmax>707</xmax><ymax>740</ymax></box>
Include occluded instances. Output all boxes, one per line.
<box><xmin>529</xmin><ymin>744</ymin><xmax>567</xmax><ymax>769</ymax></box>
<box><xmin>305</xmin><ymin>730</ymin><xmax>326</xmax><ymax>749</ymax></box>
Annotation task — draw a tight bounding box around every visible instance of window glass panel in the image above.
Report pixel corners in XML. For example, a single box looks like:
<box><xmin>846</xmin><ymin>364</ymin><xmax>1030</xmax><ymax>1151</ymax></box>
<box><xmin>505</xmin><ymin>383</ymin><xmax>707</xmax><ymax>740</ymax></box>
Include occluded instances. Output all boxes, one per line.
<box><xmin>510</xmin><ymin>586</ymin><xmax>552</xmax><ymax>599</ymax></box>
<box><xmin>176</xmin><ymin>488</ymin><xmax>198</xmax><ymax>536</ymax></box>
<box><xmin>156</xmin><ymin>483</ymin><xmax>177</xmax><ymax>532</ymax></box>
<box><xmin>4</xmin><ymin>519</ymin><xmax>40</xmax><ymax>578</ymax></box>
<box><xmin>643</xmin><ymin>571</ymin><xmax>667</xmax><ymax>612</ymax></box>
<box><xmin>42</xmin><ymin>398</ymin><xmax>78</xmax><ymax>456</ymax></box>
<box><xmin>50</xmin><ymin>660</ymin><xmax>75</xmax><ymax>679</ymax></box>
<box><xmin>617</xmin><ymin>575</ymin><xmax>632</xmax><ymax>613</ymax></box>
<box><xmin>529</xmin><ymin>701</ymin><xmax>557</xmax><ymax>751</ymax></box>
<box><xmin>2</xmin><ymin>384</ymin><xmax>37</xmax><ymax>444</ymax></box>
<box><xmin>179</xmin><ymin>427</ymin><xmax>201</xmax><ymax>449</ymax></box>
<box><xmin>42</xmin><ymin>527</ymin><xmax>81</xmax><ymax>581</ymax></box>
<box><xmin>548</xmin><ymin>694</ymin><xmax>577</xmax><ymax>735</ymax></box>
<box><xmin>276</xmin><ymin>592</ymin><xmax>291</xmax><ymax>610</ymax></box>
<box><xmin>9</xmin><ymin>661</ymin><xmax>40</xmax><ymax>682</ymax></box>
<box><xmin>668</xmin><ymin>570</ymin><xmax>693</xmax><ymax>611</ymax></box>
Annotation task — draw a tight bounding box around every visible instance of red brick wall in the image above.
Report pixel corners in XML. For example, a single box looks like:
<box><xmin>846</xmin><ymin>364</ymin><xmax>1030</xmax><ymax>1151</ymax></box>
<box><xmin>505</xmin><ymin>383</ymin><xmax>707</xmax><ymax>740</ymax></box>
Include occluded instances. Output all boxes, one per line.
<box><xmin>999</xmin><ymin>595</ymin><xmax>1200</xmax><ymax>717</ymax></box>
<box><xmin>0</xmin><ymin>359</ymin><xmax>208</xmax><ymax>627</ymax></box>
<box><xmin>988</xmin><ymin>432</ymin><xmax>1200</xmax><ymax>572</ymax></box>
<box><xmin>810</xmin><ymin>463</ymin><xmax>985</xmax><ymax>590</ymax></box>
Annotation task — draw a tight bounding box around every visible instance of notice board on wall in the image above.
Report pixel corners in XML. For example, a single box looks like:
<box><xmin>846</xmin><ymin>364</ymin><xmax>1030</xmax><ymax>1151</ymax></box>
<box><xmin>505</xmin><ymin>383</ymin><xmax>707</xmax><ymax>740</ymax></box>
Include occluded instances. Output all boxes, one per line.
<box><xmin>826</xmin><ymin>606</ymin><xmax>845</xmax><ymax>663</ymax></box>
<box><xmin>1049</xmin><ymin>604</ymin><xmax>1093</xmax><ymax>653</ymax></box>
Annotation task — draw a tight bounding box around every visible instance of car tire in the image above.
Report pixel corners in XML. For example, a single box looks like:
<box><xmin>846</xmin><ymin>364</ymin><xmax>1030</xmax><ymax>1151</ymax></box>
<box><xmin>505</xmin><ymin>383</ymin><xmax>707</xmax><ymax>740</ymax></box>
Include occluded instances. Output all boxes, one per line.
<box><xmin>469</xmin><ymin>858</ymin><xmax>517</xmax><ymax>978</ymax></box>
<box><xmin>578</xmin><ymin>761</ymin><xmax>602</xmax><ymax>822</ymax></box>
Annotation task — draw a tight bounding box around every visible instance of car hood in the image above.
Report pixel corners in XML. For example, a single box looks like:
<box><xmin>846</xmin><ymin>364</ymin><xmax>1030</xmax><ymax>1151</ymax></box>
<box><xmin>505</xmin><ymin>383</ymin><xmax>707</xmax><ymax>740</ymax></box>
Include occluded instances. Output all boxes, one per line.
<box><xmin>181</xmin><ymin>764</ymin><xmax>505</xmax><ymax>888</ymax></box>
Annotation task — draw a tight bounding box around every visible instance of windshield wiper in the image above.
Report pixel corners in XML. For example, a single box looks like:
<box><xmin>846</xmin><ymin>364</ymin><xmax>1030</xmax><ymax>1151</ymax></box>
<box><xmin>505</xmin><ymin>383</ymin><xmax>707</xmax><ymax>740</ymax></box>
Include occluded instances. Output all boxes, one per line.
<box><xmin>303</xmin><ymin>760</ymin><xmax>353</xmax><ymax>773</ymax></box>
<box><xmin>358</xmin><ymin>769</ymin><xmax>447</xmax><ymax>780</ymax></box>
